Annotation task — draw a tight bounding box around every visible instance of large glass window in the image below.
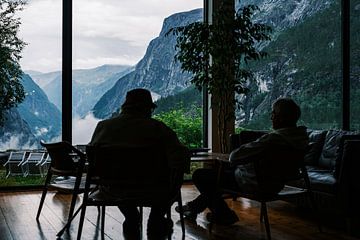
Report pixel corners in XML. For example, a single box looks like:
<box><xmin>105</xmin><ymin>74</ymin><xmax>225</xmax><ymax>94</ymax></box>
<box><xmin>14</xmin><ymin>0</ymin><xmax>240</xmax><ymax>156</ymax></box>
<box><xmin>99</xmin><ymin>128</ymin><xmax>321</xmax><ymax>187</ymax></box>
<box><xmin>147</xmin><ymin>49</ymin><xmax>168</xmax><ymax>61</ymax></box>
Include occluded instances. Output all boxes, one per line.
<box><xmin>350</xmin><ymin>0</ymin><xmax>360</xmax><ymax>130</ymax></box>
<box><xmin>0</xmin><ymin>0</ymin><xmax>62</xmax><ymax>186</ymax></box>
<box><xmin>72</xmin><ymin>1</ymin><xmax>203</xmax><ymax>177</ymax></box>
<box><xmin>73</xmin><ymin>0</ymin><xmax>203</xmax><ymax>177</ymax></box>
<box><xmin>237</xmin><ymin>0</ymin><xmax>342</xmax><ymax>131</ymax></box>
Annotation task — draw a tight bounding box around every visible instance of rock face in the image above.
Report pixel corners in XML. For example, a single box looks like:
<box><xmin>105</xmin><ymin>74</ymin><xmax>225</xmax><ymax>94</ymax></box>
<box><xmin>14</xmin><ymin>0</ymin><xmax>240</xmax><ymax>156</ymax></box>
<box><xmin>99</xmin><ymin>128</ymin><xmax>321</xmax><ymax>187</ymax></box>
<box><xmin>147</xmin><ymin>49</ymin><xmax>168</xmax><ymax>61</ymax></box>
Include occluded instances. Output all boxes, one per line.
<box><xmin>239</xmin><ymin>0</ymin><xmax>355</xmax><ymax>130</ymax></box>
<box><xmin>0</xmin><ymin>109</ymin><xmax>38</xmax><ymax>150</ymax></box>
<box><xmin>17</xmin><ymin>74</ymin><xmax>61</xmax><ymax>142</ymax></box>
<box><xmin>92</xmin><ymin>9</ymin><xmax>202</xmax><ymax>119</ymax></box>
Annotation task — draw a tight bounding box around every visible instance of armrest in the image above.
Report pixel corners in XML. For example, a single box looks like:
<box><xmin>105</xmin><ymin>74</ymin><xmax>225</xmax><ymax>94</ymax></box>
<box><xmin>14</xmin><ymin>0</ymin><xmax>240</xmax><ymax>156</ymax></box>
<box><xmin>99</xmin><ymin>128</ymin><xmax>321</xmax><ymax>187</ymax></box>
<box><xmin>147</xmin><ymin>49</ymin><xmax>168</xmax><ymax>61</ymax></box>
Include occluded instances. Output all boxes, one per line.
<box><xmin>337</xmin><ymin>140</ymin><xmax>360</xmax><ymax>216</ymax></box>
<box><xmin>230</xmin><ymin>130</ymin><xmax>267</xmax><ymax>151</ymax></box>
<box><xmin>334</xmin><ymin>134</ymin><xmax>360</xmax><ymax>178</ymax></box>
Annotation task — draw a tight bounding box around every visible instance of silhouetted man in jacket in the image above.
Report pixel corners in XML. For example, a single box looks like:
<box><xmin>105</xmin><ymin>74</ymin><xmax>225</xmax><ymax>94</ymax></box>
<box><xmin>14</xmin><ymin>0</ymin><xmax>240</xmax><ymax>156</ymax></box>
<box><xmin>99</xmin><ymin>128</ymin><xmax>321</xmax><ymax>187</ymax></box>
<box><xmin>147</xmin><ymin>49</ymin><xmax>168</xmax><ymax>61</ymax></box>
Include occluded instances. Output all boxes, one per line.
<box><xmin>90</xmin><ymin>88</ymin><xmax>189</xmax><ymax>238</ymax></box>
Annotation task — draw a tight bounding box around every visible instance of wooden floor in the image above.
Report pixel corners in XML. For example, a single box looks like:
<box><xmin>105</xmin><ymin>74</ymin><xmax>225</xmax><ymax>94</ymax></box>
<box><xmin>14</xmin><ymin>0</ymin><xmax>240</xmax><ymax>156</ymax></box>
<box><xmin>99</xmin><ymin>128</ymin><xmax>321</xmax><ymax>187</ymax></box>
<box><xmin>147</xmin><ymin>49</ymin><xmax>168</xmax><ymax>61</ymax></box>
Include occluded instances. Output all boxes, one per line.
<box><xmin>0</xmin><ymin>184</ymin><xmax>358</xmax><ymax>240</ymax></box>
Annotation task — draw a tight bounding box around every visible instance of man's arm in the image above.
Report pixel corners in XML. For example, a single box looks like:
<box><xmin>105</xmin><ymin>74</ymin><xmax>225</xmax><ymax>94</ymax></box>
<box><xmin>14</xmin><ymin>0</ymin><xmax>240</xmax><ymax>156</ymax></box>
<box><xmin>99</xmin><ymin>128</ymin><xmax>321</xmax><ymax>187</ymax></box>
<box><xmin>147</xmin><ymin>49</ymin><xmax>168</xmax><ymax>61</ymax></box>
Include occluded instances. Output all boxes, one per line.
<box><xmin>229</xmin><ymin>133</ymin><xmax>274</xmax><ymax>166</ymax></box>
<box><xmin>160</xmin><ymin>123</ymin><xmax>190</xmax><ymax>173</ymax></box>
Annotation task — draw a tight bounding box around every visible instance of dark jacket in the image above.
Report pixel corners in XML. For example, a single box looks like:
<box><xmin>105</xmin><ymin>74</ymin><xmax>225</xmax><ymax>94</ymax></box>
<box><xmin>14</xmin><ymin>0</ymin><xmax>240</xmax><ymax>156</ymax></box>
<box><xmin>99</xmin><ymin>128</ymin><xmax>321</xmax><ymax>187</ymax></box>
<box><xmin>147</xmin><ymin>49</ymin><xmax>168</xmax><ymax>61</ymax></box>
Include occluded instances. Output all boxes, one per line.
<box><xmin>229</xmin><ymin>126</ymin><xmax>309</xmax><ymax>195</ymax></box>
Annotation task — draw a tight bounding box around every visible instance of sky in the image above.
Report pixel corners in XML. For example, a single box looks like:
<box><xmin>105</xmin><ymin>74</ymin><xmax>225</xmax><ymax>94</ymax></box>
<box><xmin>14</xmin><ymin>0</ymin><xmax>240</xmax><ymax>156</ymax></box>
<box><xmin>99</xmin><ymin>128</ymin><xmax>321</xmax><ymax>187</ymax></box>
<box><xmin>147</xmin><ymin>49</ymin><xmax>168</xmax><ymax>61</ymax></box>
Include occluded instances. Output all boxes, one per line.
<box><xmin>18</xmin><ymin>0</ymin><xmax>203</xmax><ymax>73</ymax></box>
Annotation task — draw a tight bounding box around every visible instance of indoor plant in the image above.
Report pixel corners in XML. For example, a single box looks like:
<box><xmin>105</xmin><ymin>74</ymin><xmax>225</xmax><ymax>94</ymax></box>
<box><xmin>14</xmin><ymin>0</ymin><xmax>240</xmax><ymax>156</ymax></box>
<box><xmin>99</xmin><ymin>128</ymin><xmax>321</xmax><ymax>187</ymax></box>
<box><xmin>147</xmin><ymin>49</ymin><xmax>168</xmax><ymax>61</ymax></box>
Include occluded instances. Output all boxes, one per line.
<box><xmin>169</xmin><ymin>4</ymin><xmax>272</xmax><ymax>153</ymax></box>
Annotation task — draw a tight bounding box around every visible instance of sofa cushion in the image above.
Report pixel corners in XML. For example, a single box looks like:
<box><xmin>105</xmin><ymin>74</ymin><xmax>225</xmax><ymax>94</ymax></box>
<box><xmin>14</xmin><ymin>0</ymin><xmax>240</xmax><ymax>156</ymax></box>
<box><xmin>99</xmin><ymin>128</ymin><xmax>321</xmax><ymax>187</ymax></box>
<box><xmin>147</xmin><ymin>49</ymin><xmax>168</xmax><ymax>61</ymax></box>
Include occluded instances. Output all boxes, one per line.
<box><xmin>306</xmin><ymin>166</ymin><xmax>337</xmax><ymax>194</ymax></box>
<box><xmin>318</xmin><ymin>130</ymin><xmax>355</xmax><ymax>171</ymax></box>
<box><xmin>304</xmin><ymin>130</ymin><xmax>327</xmax><ymax>166</ymax></box>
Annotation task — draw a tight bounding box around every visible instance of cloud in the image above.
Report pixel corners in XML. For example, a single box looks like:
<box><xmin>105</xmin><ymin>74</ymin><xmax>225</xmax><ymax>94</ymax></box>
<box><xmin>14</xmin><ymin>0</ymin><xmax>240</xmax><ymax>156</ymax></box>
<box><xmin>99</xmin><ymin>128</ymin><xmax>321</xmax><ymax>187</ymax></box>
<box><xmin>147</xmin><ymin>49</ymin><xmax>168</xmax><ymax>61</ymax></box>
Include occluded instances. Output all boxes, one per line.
<box><xmin>18</xmin><ymin>0</ymin><xmax>202</xmax><ymax>72</ymax></box>
<box><xmin>72</xmin><ymin>113</ymin><xmax>101</xmax><ymax>145</ymax></box>
<box><xmin>0</xmin><ymin>134</ymin><xmax>38</xmax><ymax>151</ymax></box>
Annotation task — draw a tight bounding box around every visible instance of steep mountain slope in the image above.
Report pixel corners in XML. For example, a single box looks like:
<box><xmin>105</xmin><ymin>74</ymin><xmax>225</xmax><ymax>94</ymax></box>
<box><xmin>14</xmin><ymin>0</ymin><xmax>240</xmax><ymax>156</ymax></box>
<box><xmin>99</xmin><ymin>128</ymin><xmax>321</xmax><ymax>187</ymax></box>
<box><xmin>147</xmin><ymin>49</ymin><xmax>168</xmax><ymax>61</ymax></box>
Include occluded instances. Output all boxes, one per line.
<box><xmin>0</xmin><ymin>109</ymin><xmax>37</xmax><ymax>150</ymax></box>
<box><xmin>17</xmin><ymin>74</ymin><xmax>61</xmax><ymax>141</ymax></box>
<box><xmin>93</xmin><ymin>0</ymin><xmax>335</xmax><ymax>120</ymax></box>
<box><xmin>92</xmin><ymin>9</ymin><xmax>202</xmax><ymax>119</ymax></box>
<box><xmin>240</xmin><ymin>0</ymin><xmax>352</xmax><ymax>129</ymax></box>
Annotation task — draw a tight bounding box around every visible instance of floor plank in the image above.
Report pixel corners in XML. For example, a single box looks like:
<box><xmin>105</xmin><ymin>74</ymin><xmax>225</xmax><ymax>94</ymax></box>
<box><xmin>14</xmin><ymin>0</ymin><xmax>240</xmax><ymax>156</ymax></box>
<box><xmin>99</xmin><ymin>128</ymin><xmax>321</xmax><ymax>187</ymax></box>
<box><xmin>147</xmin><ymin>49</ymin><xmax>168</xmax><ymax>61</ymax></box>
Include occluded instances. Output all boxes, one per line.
<box><xmin>0</xmin><ymin>185</ymin><xmax>358</xmax><ymax>240</ymax></box>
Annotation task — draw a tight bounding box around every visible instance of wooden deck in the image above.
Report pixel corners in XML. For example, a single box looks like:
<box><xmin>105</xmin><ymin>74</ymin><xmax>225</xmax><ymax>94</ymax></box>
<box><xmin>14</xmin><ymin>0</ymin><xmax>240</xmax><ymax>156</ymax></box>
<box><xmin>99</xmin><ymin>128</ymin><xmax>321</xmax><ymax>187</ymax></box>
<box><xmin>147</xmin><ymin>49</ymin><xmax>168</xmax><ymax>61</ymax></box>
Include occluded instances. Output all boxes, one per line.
<box><xmin>0</xmin><ymin>184</ymin><xmax>358</xmax><ymax>240</ymax></box>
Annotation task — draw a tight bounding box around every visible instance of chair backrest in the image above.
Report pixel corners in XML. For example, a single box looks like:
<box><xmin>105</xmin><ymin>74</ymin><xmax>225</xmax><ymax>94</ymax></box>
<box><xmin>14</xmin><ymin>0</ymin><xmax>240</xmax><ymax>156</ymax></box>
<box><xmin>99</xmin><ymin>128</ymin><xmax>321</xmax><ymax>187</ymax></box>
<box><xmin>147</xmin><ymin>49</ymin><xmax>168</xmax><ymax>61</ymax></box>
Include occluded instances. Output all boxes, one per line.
<box><xmin>26</xmin><ymin>152</ymin><xmax>45</xmax><ymax>163</ymax></box>
<box><xmin>7</xmin><ymin>151</ymin><xmax>26</xmax><ymax>163</ymax></box>
<box><xmin>86</xmin><ymin>144</ymin><xmax>171</xmax><ymax>193</ymax></box>
<box><xmin>40</xmin><ymin>140</ymin><xmax>85</xmax><ymax>174</ymax></box>
<box><xmin>252</xmin><ymin>145</ymin><xmax>307</xmax><ymax>195</ymax></box>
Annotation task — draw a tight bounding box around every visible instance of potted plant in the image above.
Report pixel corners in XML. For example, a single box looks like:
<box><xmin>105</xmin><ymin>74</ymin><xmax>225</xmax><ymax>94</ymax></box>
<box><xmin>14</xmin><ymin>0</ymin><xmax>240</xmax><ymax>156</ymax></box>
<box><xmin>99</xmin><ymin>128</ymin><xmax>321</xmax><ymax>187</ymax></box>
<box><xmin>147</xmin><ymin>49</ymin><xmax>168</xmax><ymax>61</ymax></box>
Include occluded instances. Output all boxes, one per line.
<box><xmin>168</xmin><ymin>4</ymin><xmax>272</xmax><ymax>153</ymax></box>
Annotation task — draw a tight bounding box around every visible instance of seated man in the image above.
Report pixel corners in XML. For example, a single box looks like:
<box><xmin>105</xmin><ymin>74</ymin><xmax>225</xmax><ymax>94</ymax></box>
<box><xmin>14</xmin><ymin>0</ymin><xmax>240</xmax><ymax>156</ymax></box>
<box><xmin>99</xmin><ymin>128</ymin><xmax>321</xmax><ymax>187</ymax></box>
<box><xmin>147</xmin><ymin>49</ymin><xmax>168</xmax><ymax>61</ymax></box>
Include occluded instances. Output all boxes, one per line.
<box><xmin>178</xmin><ymin>98</ymin><xmax>308</xmax><ymax>225</ymax></box>
<box><xmin>90</xmin><ymin>88</ymin><xmax>189</xmax><ymax>238</ymax></box>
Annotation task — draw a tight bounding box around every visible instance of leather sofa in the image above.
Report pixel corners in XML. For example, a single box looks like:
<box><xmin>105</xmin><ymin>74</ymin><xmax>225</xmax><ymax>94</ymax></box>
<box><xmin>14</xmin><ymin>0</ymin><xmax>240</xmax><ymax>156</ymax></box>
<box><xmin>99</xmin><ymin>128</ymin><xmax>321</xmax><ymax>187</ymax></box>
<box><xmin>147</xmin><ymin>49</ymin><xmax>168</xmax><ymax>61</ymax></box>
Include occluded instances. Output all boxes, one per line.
<box><xmin>230</xmin><ymin>129</ymin><xmax>360</xmax><ymax>233</ymax></box>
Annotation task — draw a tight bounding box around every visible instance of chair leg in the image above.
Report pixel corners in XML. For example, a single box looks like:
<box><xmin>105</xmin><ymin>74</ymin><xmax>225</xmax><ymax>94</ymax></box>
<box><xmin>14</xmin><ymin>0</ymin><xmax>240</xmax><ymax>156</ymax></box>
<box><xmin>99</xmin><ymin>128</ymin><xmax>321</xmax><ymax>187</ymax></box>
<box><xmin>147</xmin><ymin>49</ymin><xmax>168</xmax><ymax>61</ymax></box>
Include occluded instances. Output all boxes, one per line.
<box><xmin>77</xmin><ymin>204</ymin><xmax>87</xmax><ymax>240</ymax></box>
<box><xmin>176</xmin><ymin>192</ymin><xmax>186</xmax><ymax>235</ymax></box>
<box><xmin>308</xmin><ymin>191</ymin><xmax>322</xmax><ymax>232</ymax></box>
<box><xmin>261</xmin><ymin>202</ymin><xmax>271</xmax><ymax>240</ymax></box>
<box><xmin>57</xmin><ymin>203</ymin><xmax>84</xmax><ymax>237</ymax></box>
<box><xmin>36</xmin><ymin>172</ymin><xmax>52</xmax><ymax>220</ymax></box>
<box><xmin>69</xmin><ymin>175</ymin><xmax>82</xmax><ymax>222</ymax></box>
<box><xmin>101</xmin><ymin>206</ymin><xmax>105</xmax><ymax>240</ymax></box>
<box><xmin>139</xmin><ymin>206</ymin><xmax>143</xmax><ymax>238</ymax></box>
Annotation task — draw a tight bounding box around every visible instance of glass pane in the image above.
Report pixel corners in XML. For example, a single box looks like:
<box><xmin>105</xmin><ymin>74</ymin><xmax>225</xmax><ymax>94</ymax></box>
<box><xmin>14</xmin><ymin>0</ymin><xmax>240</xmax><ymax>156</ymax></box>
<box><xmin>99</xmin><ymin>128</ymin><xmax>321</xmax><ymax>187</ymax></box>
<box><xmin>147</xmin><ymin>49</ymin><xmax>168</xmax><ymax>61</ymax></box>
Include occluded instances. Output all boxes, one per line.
<box><xmin>350</xmin><ymin>0</ymin><xmax>360</xmax><ymax>130</ymax></box>
<box><xmin>72</xmin><ymin>1</ymin><xmax>203</xmax><ymax>178</ymax></box>
<box><xmin>0</xmin><ymin>0</ymin><xmax>62</xmax><ymax>186</ymax></box>
<box><xmin>237</xmin><ymin>0</ymin><xmax>342</xmax><ymax>131</ymax></box>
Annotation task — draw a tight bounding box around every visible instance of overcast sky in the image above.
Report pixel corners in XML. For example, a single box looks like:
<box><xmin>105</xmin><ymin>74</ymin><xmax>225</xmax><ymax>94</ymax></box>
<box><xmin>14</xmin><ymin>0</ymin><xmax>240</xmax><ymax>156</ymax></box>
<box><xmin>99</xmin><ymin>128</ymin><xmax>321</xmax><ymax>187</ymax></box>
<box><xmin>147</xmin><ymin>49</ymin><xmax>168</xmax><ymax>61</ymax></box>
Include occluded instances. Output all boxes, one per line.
<box><xmin>18</xmin><ymin>0</ymin><xmax>202</xmax><ymax>73</ymax></box>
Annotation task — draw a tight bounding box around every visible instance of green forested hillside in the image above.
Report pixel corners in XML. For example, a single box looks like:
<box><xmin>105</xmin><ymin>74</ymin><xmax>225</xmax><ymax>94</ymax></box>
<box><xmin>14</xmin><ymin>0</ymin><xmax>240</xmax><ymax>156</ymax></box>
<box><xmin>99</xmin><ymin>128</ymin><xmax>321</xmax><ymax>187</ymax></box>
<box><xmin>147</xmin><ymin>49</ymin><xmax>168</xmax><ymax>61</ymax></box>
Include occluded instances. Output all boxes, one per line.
<box><xmin>153</xmin><ymin>86</ymin><xmax>202</xmax><ymax>115</ymax></box>
<box><xmin>242</xmin><ymin>1</ymin><xmax>360</xmax><ymax>130</ymax></box>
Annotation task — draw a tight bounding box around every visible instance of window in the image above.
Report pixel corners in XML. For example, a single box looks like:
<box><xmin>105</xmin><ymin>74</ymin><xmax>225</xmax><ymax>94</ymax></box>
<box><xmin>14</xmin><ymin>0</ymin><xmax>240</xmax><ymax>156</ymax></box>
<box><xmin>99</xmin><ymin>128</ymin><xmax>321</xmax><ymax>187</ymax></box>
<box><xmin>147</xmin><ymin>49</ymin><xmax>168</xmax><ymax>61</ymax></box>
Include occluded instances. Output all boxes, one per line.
<box><xmin>0</xmin><ymin>0</ymin><xmax>62</xmax><ymax>186</ymax></box>
<box><xmin>237</xmin><ymin>0</ymin><xmax>342</xmax><ymax>131</ymax></box>
<box><xmin>350</xmin><ymin>0</ymin><xmax>360</xmax><ymax>130</ymax></box>
<box><xmin>72</xmin><ymin>1</ymin><xmax>204</xmax><ymax>178</ymax></box>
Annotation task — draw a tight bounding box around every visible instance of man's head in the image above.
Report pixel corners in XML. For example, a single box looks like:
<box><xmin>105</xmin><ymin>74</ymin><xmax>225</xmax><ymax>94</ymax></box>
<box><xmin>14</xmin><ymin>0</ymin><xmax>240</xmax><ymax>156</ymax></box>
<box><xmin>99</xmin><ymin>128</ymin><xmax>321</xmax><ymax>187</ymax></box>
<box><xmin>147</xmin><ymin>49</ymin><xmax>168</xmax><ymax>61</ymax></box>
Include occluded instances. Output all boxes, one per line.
<box><xmin>271</xmin><ymin>98</ymin><xmax>301</xmax><ymax>129</ymax></box>
<box><xmin>121</xmin><ymin>88</ymin><xmax>157</xmax><ymax>116</ymax></box>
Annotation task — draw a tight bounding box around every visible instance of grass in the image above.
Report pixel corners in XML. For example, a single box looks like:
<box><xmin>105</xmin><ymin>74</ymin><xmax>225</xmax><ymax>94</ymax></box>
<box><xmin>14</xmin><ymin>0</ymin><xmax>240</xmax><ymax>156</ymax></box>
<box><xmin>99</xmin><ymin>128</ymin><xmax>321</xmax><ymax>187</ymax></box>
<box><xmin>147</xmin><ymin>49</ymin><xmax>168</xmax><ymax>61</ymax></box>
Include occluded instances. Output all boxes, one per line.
<box><xmin>0</xmin><ymin>167</ymin><xmax>45</xmax><ymax>187</ymax></box>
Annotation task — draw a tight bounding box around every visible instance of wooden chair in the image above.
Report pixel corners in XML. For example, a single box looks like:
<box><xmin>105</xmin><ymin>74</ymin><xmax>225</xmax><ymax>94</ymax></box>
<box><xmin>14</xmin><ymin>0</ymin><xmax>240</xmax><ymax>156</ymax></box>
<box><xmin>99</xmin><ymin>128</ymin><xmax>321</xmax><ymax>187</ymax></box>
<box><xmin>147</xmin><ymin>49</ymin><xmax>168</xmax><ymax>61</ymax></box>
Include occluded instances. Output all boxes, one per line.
<box><xmin>36</xmin><ymin>140</ymin><xmax>87</xmax><ymax>223</ymax></box>
<box><xmin>214</xmin><ymin>147</ymin><xmax>321</xmax><ymax>240</ymax></box>
<box><xmin>65</xmin><ymin>144</ymin><xmax>185</xmax><ymax>240</ymax></box>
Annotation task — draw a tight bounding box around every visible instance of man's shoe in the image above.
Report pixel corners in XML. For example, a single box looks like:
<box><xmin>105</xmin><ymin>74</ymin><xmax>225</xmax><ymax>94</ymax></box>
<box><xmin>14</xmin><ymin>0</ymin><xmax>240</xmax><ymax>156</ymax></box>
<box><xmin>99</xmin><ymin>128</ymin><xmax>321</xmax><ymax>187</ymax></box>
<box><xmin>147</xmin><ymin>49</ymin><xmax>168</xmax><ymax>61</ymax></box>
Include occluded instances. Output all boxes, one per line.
<box><xmin>147</xmin><ymin>217</ymin><xmax>173</xmax><ymax>239</ymax></box>
<box><xmin>175</xmin><ymin>204</ymin><xmax>198</xmax><ymax>220</ymax></box>
<box><xmin>123</xmin><ymin>219</ymin><xmax>140</xmax><ymax>239</ymax></box>
<box><xmin>206</xmin><ymin>210</ymin><xmax>239</xmax><ymax>226</ymax></box>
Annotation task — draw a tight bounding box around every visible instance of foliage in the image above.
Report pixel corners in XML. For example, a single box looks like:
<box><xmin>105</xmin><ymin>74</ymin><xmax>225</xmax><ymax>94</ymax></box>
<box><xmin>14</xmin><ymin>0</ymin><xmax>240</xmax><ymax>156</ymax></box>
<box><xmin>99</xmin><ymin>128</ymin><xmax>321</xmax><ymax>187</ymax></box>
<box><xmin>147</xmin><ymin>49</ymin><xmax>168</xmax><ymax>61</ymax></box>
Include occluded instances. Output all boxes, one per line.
<box><xmin>153</xmin><ymin>107</ymin><xmax>202</xmax><ymax>148</ymax></box>
<box><xmin>153</xmin><ymin>86</ymin><xmax>202</xmax><ymax>115</ymax></box>
<box><xmin>168</xmin><ymin>4</ymin><xmax>272</xmax><ymax>152</ymax></box>
<box><xmin>0</xmin><ymin>0</ymin><xmax>26</xmax><ymax>125</ymax></box>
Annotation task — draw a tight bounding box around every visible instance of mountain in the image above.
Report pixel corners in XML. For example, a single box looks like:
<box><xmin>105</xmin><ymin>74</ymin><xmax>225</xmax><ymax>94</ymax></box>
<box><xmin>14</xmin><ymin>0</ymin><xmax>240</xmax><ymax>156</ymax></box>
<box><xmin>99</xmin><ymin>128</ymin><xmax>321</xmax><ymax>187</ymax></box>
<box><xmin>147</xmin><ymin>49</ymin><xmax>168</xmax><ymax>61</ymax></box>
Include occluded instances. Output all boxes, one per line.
<box><xmin>27</xmin><ymin>70</ymin><xmax>60</xmax><ymax>88</ymax></box>
<box><xmin>92</xmin><ymin>9</ymin><xmax>202</xmax><ymax>119</ymax></box>
<box><xmin>1</xmin><ymin>74</ymin><xmax>62</xmax><ymax>150</ymax></box>
<box><xmin>237</xmin><ymin>0</ymin><xmax>333</xmax><ymax>31</ymax></box>
<box><xmin>92</xmin><ymin>0</ymin><xmax>337</xmax><ymax>120</ymax></box>
<box><xmin>153</xmin><ymin>86</ymin><xmax>202</xmax><ymax>115</ymax></box>
<box><xmin>239</xmin><ymin>0</ymin><xmax>360</xmax><ymax>130</ymax></box>
<box><xmin>17</xmin><ymin>74</ymin><xmax>62</xmax><ymax>141</ymax></box>
<box><xmin>28</xmin><ymin>64</ymin><xmax>133</xmax><ymax>117</ymax></box>
<box><xmin>0</xmin><ymin>109</ymin><xmax>38</xmax><ymax>150</ymax></box>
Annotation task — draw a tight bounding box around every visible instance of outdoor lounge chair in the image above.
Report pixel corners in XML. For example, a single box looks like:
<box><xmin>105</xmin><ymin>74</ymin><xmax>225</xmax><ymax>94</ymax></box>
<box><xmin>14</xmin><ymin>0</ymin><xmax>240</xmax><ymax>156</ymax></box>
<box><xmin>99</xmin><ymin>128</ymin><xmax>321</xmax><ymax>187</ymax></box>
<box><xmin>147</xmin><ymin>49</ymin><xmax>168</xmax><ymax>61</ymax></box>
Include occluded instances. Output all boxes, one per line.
<box><xmin>3</xmin><ymin>151</ymin><xmax>27</xmax><ymax>178</ymax></box>
<box><xmin>22</xmin><ymin>151</ymin><xmax>45</xmax><ymax>176</ymax></box>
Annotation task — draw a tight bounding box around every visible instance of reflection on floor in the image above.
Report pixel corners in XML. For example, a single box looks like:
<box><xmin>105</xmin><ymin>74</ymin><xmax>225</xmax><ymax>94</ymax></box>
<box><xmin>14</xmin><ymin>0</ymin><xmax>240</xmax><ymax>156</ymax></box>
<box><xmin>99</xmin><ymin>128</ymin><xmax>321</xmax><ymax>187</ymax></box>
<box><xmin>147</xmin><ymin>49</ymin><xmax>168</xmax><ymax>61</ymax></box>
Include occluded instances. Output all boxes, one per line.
<box><xmin>0</xmin><ymin>184</ymin><xmax>357</xmax><ymax>240</ymax></box>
